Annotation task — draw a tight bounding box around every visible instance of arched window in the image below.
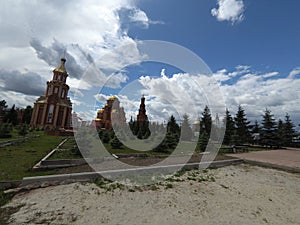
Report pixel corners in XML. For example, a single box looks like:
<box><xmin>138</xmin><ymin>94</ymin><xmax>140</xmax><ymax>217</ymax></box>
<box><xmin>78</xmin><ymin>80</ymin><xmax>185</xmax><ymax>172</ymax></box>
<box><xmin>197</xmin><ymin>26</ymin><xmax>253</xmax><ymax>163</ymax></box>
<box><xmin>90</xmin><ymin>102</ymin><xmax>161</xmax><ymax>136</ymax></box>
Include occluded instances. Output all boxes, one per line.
<box><xmin>47</xmin><ymin>87</ymin><xmax>51</xmax><ymax>96</ymax></box>
<box><xmin>61</xmin><ymin>89</ymin><xmax>65</xmax><ymax>98</ymax></box>
<box><xmin>54</xmin><ymin>87</ymin><xmax>59</xmax><ymax>94</ymax></box>
<box><xmin>58</xmin><ymin>74</ymin><xmax>61</xmax><ymax>81</ymax></box>
<box><xmin>47</xmin><ymin>104</ymin><xmax>54</xmax><ymax>123</ymax></box>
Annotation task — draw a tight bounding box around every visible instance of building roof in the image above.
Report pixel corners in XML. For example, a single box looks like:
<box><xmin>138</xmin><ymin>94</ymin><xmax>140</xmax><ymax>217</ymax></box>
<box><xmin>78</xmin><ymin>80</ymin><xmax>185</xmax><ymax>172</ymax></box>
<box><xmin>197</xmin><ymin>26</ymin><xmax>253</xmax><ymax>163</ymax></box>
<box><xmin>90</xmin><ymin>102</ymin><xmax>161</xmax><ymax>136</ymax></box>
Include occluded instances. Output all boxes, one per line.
<box><xmin>54</xmin><ymin>58</ymin><xmax>67</xmax><ymax>73</ymax></box>
<box><xmin>108</xmin><ymin>96</ymin><xmax>118</xmax><ymax>101</ymax></box>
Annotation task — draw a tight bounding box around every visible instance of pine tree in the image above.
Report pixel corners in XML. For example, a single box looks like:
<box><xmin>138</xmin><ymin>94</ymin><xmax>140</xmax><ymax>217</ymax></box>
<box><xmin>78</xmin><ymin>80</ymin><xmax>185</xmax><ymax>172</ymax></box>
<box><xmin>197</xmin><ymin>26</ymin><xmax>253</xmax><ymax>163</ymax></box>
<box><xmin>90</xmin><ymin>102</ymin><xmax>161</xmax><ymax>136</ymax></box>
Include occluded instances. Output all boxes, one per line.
<box><xmin>200</xmin><ymin>106</ymin><xmax>212</xmax><ymax>136</ymax></box>
<box><xmin>180</xmin><ymin>114</ymin><xmax>193</xmax><ymax>141</ymax></box>
<box><xmin>251</xmin><ymin>120</ymin><xmax>260</xmax><ymax>134</ymax></box>
<box><xmin>22</xmin><ymin>105</ymin><xmax>33</xmax><ymax>124</ymax></box>
<box><xmin>0</xmin><ymin>100</ymin><xmax>7</xmax><ymax>122</ymax></box>
<box><xmin>4</xmin><ymin>104</ymin><xmax>18</xmax><ymax>126</ymax></box>
<box><xmin>111</xmin><ymin>136</ymin><xmax>123</xmax><ymax>149</ymax></box>
<box><xmin>223</xmin><ymin>109</ymin><xmax>235</xmax><ymax>145</ymax></box>
<box><xmin>260</xmin><ymin>109</ymin><xmax>278</xmax><ymax>147</ymax></box>
<box><xmin>277</xmin><ymin>119</ymin><xmax>285</xmax><ymax>147</ymax></box>
<box><xmin>167</xmin><ymin>115</ymin><xmax>180</xmax><ymax>135</ymax></box>
<box><xmin>197</xmin><ymin>131</ymin><xmax>209</xmax><ymax>152</ymax></box>
<box><xmin>234</xmin><ymin>105</ymin><xmax>251</xmax><ymax>144</ymax></box>
<box><xmin>18</xmin><ymin>124</ymin><xmax>28</xmax><ymax>136</ymax></box>
<box><xmin>283</xmin><ymin>113</ymin><xmax>295</xmax><ymax>146</ymax></box>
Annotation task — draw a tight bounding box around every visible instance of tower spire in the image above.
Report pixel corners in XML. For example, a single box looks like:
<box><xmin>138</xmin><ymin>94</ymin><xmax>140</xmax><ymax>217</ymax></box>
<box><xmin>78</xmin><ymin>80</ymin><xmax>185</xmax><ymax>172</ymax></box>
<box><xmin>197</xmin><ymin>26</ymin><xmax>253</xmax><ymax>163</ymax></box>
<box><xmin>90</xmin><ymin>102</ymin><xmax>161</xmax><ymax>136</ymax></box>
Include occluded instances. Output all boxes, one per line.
<box><xmin>54</xmin><ymin>57</ymin><xmax>67</xmax><ymax>74</ymax></box>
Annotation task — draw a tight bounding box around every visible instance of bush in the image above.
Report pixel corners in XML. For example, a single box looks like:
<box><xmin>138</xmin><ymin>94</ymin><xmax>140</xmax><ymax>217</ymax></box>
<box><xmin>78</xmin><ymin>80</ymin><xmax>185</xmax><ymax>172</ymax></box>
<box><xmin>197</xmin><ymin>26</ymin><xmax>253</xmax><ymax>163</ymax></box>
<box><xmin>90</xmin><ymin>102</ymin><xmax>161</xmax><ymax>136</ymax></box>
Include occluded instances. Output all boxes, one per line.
<box><xmin>18</xmin><ymin>124</ymin><xmax>28</xmax><ymax>136</ymax></box>
<box><xmin>102</xmin><ymin>132</ymin><xmax>110</xmax><ymax>144</ymax></box>
<box><xmin>0</xmin><ymin>123</ymin><xmax>13</xmax><ymax>138</ymax></box>
<box><xmin>110</xmin><ymin>136</ymin><xmax>123</xmax><ymax>149</ymax></box>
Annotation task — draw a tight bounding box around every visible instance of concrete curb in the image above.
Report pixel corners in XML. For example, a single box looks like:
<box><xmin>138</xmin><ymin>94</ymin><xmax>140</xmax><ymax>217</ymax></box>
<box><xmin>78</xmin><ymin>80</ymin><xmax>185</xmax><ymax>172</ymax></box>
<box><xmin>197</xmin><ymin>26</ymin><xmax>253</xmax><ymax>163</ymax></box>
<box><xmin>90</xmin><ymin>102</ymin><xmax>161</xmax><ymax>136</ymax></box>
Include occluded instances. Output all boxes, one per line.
<box><xmin>21</xmin><ymin>159</ymin><xmax>243</xmax><ymax>187</ymax></box>
<box><xmin>32</xmin><ymin>138</ymin><xmax>69</xmax><ymax>169</ymax></box>
<box><xmin>243</xmin><ymin>159</ymin><xmax>300</xmax><ymax>173</ymax></box>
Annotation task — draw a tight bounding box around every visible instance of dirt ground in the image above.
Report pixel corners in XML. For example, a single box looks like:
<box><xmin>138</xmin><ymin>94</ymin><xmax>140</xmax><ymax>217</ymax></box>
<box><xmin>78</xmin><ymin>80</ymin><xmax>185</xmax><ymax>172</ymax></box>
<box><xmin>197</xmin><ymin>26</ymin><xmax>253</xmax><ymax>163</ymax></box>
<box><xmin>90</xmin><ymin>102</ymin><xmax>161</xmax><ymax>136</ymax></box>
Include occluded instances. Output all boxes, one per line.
<box><xmin>2</xmin><ymin>164</ymin><xmax>300</xmax><ymax>225</ymax></box>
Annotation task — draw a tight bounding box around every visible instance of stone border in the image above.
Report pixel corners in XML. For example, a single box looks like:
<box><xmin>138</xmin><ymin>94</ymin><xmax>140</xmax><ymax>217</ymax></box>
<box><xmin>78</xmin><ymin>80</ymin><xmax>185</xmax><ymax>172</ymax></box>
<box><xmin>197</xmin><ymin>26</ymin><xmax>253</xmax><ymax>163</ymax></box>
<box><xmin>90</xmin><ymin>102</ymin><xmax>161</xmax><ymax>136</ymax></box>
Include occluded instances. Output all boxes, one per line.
<box><xmin>243</xmin><ymin>159</ymin><xmax>300</xmax><ymax>173</ymax></box>
<box><xmin>33</xmin><ymin>138</ymin><xmax>69</xmax><ymax>170</ymax></box>
<box><xmin>22</xmin><ymin>159</ymin><xmax>243</xmax><ymax>187</ymax></box>
<box><xmin>0</xmin><ymin>180</ymin><xmax>22</xmax><ymax>189</ymax></box>
<box><xmin>0</xmin><ymin>135</ymin><xmax>40</xmax><ymax>148</ymax></box>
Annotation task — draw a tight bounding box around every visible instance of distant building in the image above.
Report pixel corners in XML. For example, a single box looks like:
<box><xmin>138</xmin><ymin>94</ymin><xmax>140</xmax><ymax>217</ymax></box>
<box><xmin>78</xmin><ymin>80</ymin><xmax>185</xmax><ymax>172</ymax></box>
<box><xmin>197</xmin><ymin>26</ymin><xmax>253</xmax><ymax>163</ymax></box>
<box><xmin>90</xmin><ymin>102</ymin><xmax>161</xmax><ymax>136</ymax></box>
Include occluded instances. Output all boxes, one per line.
<box><xmin>30</xmin><ymin>57</ymin><xmax>72</xmax><ymax>129</ymax></box>
<box><xmin>137</xmin><ymin>95</ymin><xmax>148</xmax><ymax>122</ymax></box>
<box><xmin>94</xmin><ymin>96</ymin><xmax>126</xmax><ymax>130</ymax></box>
<box><xmin>71</xmin><ymin>112</ymin><xmax>82</xmax><ymax>128</ymax></box>
<box><xmin>17</xmin><ymin>108</ymin><xmax>24</xmax><ymax>125</ymax></box>
<box><xmin>192</xmin><ymin>117</ymin><xmax>200</xmax><ymax>137</ymax></box>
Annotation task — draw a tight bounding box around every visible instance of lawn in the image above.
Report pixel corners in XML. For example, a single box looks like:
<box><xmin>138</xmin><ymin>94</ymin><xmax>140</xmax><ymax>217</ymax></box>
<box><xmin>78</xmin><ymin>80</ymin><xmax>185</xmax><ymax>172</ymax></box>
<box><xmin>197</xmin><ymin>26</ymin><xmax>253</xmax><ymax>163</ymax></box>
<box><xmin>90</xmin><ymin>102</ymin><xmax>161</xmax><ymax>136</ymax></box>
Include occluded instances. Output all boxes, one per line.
<box><xmin>0</xmin><ymin>129</ymin><xmax>42</xmax><ymax>142</ymax></box>
<box><xmin>0</xmin><ymin>134</ymin><xmax>66</xmax><ymax>181</ymax></box>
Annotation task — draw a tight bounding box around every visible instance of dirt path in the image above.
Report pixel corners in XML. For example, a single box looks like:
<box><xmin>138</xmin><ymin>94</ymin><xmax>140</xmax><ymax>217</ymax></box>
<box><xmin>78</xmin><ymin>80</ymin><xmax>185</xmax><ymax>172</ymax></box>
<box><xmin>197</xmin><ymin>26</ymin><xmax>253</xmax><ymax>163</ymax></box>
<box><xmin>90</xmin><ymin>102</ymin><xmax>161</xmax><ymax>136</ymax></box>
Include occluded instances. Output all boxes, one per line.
<box><xmin>2</xmin><ymin>164</ymin><xmax>300</xmax><ymax>225</ymax></box>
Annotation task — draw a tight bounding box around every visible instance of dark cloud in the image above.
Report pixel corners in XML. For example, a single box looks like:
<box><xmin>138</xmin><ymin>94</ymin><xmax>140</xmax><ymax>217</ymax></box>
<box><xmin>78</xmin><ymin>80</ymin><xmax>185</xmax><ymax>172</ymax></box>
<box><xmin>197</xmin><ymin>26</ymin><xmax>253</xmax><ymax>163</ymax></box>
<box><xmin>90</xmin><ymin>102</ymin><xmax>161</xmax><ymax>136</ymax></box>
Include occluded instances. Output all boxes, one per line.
<box><xmin>30</xmin><ymin>39</ymin><xmax>86</xmax><ymax>79</ymax></box>
<box><xmin>0</xmin><ymin>70</ymin><xmax>45</xmax><ymax>96</ymax></box>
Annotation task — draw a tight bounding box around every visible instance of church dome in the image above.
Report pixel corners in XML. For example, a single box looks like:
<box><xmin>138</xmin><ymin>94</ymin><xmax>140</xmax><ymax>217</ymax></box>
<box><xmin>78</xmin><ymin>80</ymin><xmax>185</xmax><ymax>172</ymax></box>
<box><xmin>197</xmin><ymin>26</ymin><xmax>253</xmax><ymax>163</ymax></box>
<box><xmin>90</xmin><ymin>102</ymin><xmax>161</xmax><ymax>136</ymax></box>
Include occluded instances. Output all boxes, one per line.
<box><xmin>54</xmin><ymin>58</ymin><xmax>67</xmax><ymax>73</ymax></box>
<box><xmin>108</xmin><ymin>96</ymin><xmax>118</xmax><ymax>101</ymax></box>
<box><xmin>193</xmin><ymin>119</ymin><xmax>200</xmax><ymax>125</ymax></box>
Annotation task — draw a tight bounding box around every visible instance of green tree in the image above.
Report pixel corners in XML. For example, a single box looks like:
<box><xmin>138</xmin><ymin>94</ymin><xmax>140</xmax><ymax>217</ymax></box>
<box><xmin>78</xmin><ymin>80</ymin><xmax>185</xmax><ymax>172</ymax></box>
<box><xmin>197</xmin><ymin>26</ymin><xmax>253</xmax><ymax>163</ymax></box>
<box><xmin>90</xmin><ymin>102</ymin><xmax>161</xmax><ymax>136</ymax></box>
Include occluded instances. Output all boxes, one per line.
<box><xmin>110</xmin><ymin>136</ymin><xmax>123</xmax><ymax>149</ymax></box>
<box><xmin>277</xmin><ymin>119</ymin><xmax>285</xmax><ymax>147</ymax></box>
<box><xmin>234</xmin><ymin>105</ymin><xmax>251</xmax><ymax>144</ymax></box>
<box><xmin>22</xmin><ymin>105</ymin><xmax>33</xmax><ymax>124</ymax></box>
<box><xmin>102</xmin><ymin>131</ymin><xmax>111</xmax><ymax>144</ymax></box>
<box><xmin>18</xmin><ymin>124</ymin><xmax>28</xmax><ymax>136</ymax></box>
<box><xmin>197</xmin><ymin>131</ymin><xmax>209</xmax><ymax>152</ymax></box>
<box><xmin>260</xmin><ymin>109</ymin><xmax>278</xmax><ymax>147</ymax></box>
<box><xmin>283</xmin><ymin>113</ymin><xmax>295</xmax><ymax>146</ymax></box>
<box><xmin>0</xmin><ymin>123</ymin><xmax>13</xmax><ymax>138</ymax></box>
<box><xmin>0</xmin><ymin>100</ymin><xmax>7</xmax><ymax>122</ymax></box>
<box><xmin>223</xmin><ymin>109</ymin><xmax>235</xmax><ymax>145</ymax></box>
<box><xmin>4</xmin><ymin>104</ymin><xmax>18</xmax><ymax>126</ymax></box>
<box><xmin>167</xmin><ymin>115</ymin><xmax>180</xmax><ymax>135</ymax></box>
<box><xmin>180</xmin><ymin>114</ymin><xmax>193</xmax><ymax>141</ymax></box>
<box><xmin>200</xmin><ymin>106</ymin><xmax>212</xmax><ymax>136</ymax></box>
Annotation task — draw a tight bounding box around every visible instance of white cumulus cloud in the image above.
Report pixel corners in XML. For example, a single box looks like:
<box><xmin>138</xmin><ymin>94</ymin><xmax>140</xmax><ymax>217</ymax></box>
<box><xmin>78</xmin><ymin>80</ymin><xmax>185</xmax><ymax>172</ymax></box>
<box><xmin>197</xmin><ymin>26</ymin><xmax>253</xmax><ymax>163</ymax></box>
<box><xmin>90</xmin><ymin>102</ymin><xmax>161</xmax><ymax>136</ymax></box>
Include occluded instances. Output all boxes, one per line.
<box><xmin>211</xmin><ymin>0</ymin><xmax>245</xmax><ymax>24</ymax></box>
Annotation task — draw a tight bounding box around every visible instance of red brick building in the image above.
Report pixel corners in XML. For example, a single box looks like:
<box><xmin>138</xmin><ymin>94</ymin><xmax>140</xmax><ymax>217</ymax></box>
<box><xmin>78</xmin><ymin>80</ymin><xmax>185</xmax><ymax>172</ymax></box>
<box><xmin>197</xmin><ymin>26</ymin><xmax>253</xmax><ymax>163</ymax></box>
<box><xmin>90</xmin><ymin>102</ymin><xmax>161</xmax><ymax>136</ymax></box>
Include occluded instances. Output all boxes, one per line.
<box><xmin>137</xmin><ymin>95</ymin><xmax>148</xmax><ymax>122</ymax></box>
<box><xmin>30</xmin><ymin>57</ymin><xmax>72</xmax><ymax>129</ymax></box>
<box><xmin>94</xmin><ymin>96</ymin><xmax>126</xmax><ymax>130</ymax></box>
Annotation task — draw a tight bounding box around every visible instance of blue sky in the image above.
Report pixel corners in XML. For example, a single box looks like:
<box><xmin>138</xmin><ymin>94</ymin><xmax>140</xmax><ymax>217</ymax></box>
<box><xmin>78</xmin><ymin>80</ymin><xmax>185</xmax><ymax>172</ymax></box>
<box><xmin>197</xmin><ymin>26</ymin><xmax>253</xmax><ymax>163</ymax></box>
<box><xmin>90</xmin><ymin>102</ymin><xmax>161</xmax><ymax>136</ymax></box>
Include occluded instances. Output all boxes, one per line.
<box><xmin>131</xmin><ymin>0</ymin><xmax>300</xmax><ymax>74</ymax></box>
<box><xmin>0</xmin><ymin>0</ymin><xmax>299</xmax><ymax>128</ymax></box>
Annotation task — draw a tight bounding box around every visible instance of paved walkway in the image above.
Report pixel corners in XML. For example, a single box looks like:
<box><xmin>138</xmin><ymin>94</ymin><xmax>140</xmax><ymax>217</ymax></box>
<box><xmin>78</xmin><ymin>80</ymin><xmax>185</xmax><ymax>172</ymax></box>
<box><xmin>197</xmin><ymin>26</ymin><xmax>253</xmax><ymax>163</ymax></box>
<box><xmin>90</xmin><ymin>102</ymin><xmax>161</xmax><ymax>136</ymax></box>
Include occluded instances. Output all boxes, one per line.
<box><xmin>227</xmin><ymin>148</ymin><xmax>300</xmax><ymax>171</ymax></box>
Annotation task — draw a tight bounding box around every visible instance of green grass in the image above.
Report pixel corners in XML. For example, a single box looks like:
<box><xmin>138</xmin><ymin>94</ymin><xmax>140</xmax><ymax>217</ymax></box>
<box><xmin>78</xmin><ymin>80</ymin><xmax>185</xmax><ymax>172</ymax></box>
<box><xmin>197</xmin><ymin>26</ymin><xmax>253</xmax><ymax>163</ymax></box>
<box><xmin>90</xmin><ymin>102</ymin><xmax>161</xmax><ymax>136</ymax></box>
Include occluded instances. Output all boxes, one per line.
<box><xmin>48</xmin><ymin>137</ymin><xmax>82</xmax><ymax>160</ymax></box>
<box><xmin>0</xmin><ymin>129</ymin><xmax>43</xmax><ymax>142</ymax></box>
<box><xmin>58</xmin><ymin>137</ymin><xmax>77</xmax><ymax>149</ymax></box>
<box><xmin>0</xmin><ymin>134</ymin><xmax>66</xmax><ymax>181</ymax></box>
<box><xmin>48</xmin><ymin>149</ymin><xmax>82</xmax><ymax>160</ymax></box>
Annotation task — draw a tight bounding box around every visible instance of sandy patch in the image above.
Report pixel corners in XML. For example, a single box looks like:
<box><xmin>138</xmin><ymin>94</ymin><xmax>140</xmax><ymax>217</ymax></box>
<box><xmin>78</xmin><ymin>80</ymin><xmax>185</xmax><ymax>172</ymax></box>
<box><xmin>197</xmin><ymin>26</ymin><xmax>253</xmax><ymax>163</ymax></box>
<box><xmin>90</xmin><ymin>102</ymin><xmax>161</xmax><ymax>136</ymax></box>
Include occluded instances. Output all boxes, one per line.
<box><xmin>3</xmin><ymin>164</ymin><xmax>300</xmax><ymax>225</ymax></box>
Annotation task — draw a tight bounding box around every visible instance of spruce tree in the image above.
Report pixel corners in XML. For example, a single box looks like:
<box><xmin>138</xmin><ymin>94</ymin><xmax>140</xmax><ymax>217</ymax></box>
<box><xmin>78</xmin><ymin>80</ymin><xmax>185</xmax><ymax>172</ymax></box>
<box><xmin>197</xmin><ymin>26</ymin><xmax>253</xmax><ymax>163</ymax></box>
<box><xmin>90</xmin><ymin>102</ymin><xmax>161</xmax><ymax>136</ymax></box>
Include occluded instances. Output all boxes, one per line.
<box><xmin>23</xmin><ymin>106</ymin><xmax>33</xmax><ymax>124</ymax></box>
<box><xmin>283</xmin><ymin>113</ymin><xmax>295</xmax><ymax>146</ymax></box>
<box><xmin>180</xmin><ymin>114</ymin><xmax>193</xmax><ymax>141</ymax></box>
<box><xmin>277</xmin><ymin>119</ymin><xmax>285</xmax><ymax>147</ymax></box>
<box><xmin>167</xmin><ymin>115</ymin><xmax>180</xmax><ymax>135</ymax></box>
<box><xmin>111</xmin><ymin>136</ymin><xmax>123</xmax><ymax>149</ymax></box>
<box><xmin>234</xmin><ymin>105</ymin><xmax>251</xmax><ymax>144</ymax></box>
<box><xmin>200</xmin><ymin>106</ymin><xmax>212</xmax><ymax>136</ymax></box>
<box><xmin>4</xmin><ymin>104</ymin><xmax>18</xmax><ymax>126</ymax></box>
<box><xmin>223</xmin><ymin>109</ymin><xmax>235</xmax><ymax>145</ymax></box>
<box><xmin>260</xmin><ymin>109</ymin><xmax>278</xmax><ymax>147</ymax></box>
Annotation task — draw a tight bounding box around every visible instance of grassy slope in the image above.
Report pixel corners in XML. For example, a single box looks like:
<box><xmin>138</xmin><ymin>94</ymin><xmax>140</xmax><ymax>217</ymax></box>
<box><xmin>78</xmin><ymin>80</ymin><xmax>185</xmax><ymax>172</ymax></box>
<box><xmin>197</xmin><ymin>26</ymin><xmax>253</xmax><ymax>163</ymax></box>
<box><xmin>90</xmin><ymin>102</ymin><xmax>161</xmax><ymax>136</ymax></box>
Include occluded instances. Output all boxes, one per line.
<box><xmin>0</xmin><ymin>134</ymin><xmax>66</xmax><ymax>181</ymax></box>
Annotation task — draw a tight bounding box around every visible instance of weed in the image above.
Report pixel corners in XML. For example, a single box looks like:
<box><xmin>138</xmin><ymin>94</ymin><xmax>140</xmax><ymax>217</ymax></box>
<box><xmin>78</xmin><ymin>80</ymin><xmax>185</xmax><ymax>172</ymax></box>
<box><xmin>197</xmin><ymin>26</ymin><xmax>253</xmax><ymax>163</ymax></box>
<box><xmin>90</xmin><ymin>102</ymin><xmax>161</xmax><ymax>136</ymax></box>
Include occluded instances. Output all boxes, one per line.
<box><xmin>165</xmin><ymin>183</ymin><xmax>173</xmax><ymax>189</ymax></box>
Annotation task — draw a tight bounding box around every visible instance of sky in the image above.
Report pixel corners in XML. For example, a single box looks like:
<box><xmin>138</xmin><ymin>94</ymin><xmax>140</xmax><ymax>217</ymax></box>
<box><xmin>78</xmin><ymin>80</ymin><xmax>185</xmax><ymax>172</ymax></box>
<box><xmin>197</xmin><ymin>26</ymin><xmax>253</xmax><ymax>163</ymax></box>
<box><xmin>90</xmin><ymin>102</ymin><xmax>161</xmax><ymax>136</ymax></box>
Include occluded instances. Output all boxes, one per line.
<box><xmin>0</xmin><ymin>0</ymin><xmax>300</xmax><ymax>129</ymax></box>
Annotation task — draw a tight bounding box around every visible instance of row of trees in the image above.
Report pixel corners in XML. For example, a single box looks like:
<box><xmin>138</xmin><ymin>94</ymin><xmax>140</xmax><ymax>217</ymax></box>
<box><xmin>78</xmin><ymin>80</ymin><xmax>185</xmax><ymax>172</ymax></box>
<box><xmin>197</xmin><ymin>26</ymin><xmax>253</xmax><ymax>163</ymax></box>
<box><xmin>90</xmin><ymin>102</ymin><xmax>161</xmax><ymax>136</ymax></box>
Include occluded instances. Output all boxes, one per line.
<box><xmin>223</xmin><ymin>106</ymin><xmax>297</xmax><ymax>147</ymax></box>
<box><xmin>97</xmin><ymin>105</ymin><xmax>299</xmax><ymax>153</ymax></box>
<box><xmin>0</xmin><ymin>100</ymin><xmax>33</xmax><ymax>138</ymax></box>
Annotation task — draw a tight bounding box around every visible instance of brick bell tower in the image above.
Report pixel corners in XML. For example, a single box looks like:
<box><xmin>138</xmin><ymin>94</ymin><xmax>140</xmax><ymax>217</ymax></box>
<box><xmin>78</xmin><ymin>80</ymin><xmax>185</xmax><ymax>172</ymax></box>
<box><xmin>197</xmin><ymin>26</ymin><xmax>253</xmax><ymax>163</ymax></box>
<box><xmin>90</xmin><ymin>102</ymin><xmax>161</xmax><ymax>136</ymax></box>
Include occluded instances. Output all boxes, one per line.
<box><xmin>30</xmin><ymin>57</ymin><xmax>72</xmax><ymax>129</ymax></box>
<box><xmin>137</xmin><ymin>95</ymin><xmax>148</xmax><ymax>122</ymax></box>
